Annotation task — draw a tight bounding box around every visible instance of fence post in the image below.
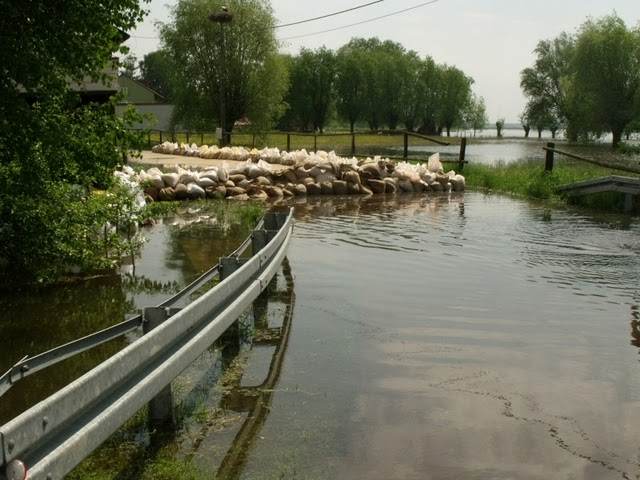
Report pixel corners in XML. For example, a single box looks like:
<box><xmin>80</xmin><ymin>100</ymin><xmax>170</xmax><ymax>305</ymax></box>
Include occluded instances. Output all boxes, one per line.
<box><xmin>286</xmin><ymin>133</ymin><xmax>291</xmax><ymax>152</ymax></box>
<box><xmin>200</xmin><ymin>132</ymin><xmax>204</xmax><ymax>145</ymax></box>
<box><xmin>147</xmin><ymin>130</ymin><xmax>151</xmax><ymax>149</ymax></box>
<box><xmin>252</xmin><ymin>134</ymin><xmax>256</xmax><ymax>148</ymax></box>
<box><xmin>186</xmin><ymin>130</ymin><xmax>190</xmax><ymax>144</ymax></box>
<box><xmin>545</xmin><ymin>142</ymin><xmax>555</xmax><ymax>172</ymax></box>
<box><xmin>159</xmin><ymin>130</ymin><xmax>163</xmax><ymax>143</ymax></box>
<box><xmin>314</xmin><ymin>134</ymin><xmax>317</xmax><ymax>153</ymax></box>
<box><xmin>403</xmin><ymin>132</ymin><xmax>409</xmax><ymax>160</ymax></box>
<box><xmin>143</xmin><ymin>307</ymin><xmax>175</xmax><ymax>428</ymax></box>
<box><xmin>351</xmin><ymin>133</ymin><xmax>356</xmax><ymax>156</ymax></box>
<box><xmin>458</xmin><ymin>137</ymin><xmax>467</xmax><ymax>172</ymax></box>
<box><xmin>171</xmin><ymin>131</ymin><xmax>175</xmax><ymax>143</ymax></box>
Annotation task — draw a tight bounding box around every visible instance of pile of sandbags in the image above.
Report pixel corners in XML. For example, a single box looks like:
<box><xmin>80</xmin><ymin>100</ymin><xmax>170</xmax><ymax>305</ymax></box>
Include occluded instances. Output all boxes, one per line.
<box><xmin>119</xmin><ymin>151</ymin><xmax>464</xmax><ymax>203</ymax></box>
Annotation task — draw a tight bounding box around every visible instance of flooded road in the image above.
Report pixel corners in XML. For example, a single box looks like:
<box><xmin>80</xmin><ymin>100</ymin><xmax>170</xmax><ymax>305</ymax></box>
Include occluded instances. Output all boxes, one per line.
<box><xmin>1</xmin><ymin>194</ymin><xmax>640</xmax><ymax>479</ymax></box>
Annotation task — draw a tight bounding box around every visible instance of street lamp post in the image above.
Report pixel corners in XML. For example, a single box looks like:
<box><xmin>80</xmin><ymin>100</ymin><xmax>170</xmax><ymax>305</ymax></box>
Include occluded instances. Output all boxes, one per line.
<box><xmin>208</xmin><ymin>6</ymin><xmax>233</xmax><ymax>147</ymax></box>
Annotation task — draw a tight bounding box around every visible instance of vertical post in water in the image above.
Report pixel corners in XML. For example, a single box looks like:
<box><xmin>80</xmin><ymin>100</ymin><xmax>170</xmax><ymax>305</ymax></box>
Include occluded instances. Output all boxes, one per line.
<box><xmin>143</xmin><ymin>307</ymin><xmax>175</xmax><ymax>428</ymax></box>
<box><xmin>286</xmin><ymin>133</ymin><xmax>291</xmax><ymax>152</ymax></box>
<box><xmin>351</xmin><ymin>133</ymin><xmax>356</xmax><ymax>156</ymax></box>
<box><xmin>458</xmin><ymin>137</ymin><xmax>467</xmax><ymax>172</ymax></box>
<box><xmin>403</xmin><ymin>132</ymin><xmax>409</xmax><ymax>160</ymax></box>
<box><xmin>545</xmin><ymin>142</ymin><xmax>555</xmax><ymax>172</ymax></box>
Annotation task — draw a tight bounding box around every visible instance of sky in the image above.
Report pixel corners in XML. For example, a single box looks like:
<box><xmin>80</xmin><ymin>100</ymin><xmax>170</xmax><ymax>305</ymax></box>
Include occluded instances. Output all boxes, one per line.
<box><xmin>124</xmin><ymin>0</ymin><xmax>640</xmax><ymax>123</ymax></box>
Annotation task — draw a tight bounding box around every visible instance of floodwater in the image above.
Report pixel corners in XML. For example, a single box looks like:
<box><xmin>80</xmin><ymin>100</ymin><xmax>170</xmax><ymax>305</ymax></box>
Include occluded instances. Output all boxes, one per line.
<box><xmin>2</xmin><ymin>194</ymin><xmax>640</xmax><ymax>480</ymax></box>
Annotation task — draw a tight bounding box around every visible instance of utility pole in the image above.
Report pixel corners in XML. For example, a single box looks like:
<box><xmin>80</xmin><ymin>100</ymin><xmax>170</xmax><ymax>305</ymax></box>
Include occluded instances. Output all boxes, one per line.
<box><xmin>209</xmin><ymin>6</ymin><xmax>233</xmax><ymax>147</ymax></box>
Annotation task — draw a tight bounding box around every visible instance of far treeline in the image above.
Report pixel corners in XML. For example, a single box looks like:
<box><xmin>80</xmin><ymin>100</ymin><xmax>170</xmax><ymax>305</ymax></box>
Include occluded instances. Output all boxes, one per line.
<box><xmin>125</xmin><ymin>0</ymin><xmax>488</xmax><ymax>138</ymax></box>
<box><xmin>520</xmin><ymin>13</ymin><xmax>640</xmax><ymax>147</ymax></box>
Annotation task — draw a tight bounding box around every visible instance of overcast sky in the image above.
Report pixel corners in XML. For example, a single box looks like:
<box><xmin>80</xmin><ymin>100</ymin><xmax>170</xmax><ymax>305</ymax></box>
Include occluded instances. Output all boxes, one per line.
<box><xmin>124</xmin><ymin>0</ymin><xmax>640</xmax><ymax>123</ymax></box>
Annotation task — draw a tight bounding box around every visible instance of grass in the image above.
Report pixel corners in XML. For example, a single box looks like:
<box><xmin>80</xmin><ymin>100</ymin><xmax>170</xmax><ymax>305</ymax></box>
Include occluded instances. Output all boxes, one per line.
<box><xmin>145</xmin><ymin>130</ymin><xmax>460</xmax><ymax>152</ymax></box>
<box><xmin>464</xmin><ymin>158</ymin><xmax>640</xmax><ymax>212</ymax></box>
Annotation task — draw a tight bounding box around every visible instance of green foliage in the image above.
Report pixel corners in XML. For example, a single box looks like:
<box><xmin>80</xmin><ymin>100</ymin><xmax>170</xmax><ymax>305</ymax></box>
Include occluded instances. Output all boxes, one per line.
<box><xmin>495</xmin><ymin>118</ymin><xmax>505</xmax><ymax>138</ymax></box>
<box><xmin>138</xmin><ymin>50</ymin><xmax>176</xmax><ymax>100</ymax></box>
<box><xmin>464</xmin><ymin>94</ymin><xmax>488</xmax><ymax>135</ymax></box>
<box><xmin>521</xmin><ymin>14</ymin><xmax>640</xmax><ymax>146</ymax></box>
<box><xmin>438</xmin><ymin>66</ymin><xmax>474</xmax><ymax>136</ymax></box>
<box><xmin>283</xmin><ymin>48</ymin><xmax>336</xmax><ymax>132</ymax></box>
<box><xmin>0</xmin><ymin>0</ymin><xmax>148</xmax><ymax>286</ymax></box>
<box><xmin>160</xmin><ymin>0</ymin><xmax>287</xmax><ymax>132</ymax></box>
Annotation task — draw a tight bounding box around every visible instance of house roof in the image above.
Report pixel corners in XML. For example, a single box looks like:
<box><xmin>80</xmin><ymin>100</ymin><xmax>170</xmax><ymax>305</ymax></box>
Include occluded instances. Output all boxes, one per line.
<box><xmin>118</xmin><ymin>75</ymin><xmax>167</xmax><ymax>104</ymax></box>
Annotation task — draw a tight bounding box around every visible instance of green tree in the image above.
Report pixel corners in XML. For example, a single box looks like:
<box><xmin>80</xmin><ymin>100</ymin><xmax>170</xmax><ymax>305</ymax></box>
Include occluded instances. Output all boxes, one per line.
<box><xmin>161</xmin><ymin>0</ymin><xmax>287</xmax><ymax>133</ymax></box>
<box><xmin>496</xmin><ymin>118</ymin><xmax>505</xmax><ymax>138</ymax></box>
<box><xmin>519</xmin><ymin>111</ymin><xmax>531</xmax><ymax>138</ymax></box>
<box><xmin>285</xmin><ymin>48</ymin><xmax>335</xmax><ymax>132</ymax></box>
<box><xmin>571</xmin><ymin>14</ymin><xmax>640</xmax><ymax>147</ymax></box>
<box><xmin>438</xmin><ymin>66</ymin><xmax>473</xmax><ymax>136</ymax></box>
<box><xmin>335</xmin><ymin>42</ymin><xmax>368</xmax><ymax>132</ymax></box>
<box><xmin>416</xmin><ymin>57</ymin><xmax>443</xmax><ymax>134</ymax></box>
<box><xmin>398</xmin><ymin>53</ymin><xmax>423</xmax><ymax>131</ymax></box>
<box><xmin>465</xmin><ymin>94</ymin><xmax>488</xmax><ymax>136</ymax></box>
<box><xmin>0</xmin><ymin>0</ymin><xmax>147</xmax><ymax>284</ymax></box>
<box><xmin>138</xmin><ymin>50</ymin><xmax>175</xmax><ymax>99</ymax></box>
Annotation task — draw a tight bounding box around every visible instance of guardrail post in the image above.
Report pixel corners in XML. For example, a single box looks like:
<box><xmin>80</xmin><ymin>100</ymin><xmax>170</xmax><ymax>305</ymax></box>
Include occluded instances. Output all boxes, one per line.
<box><xmin>286</xmin><ymin>133</ymin><xmax>291</xmax><ymax>152</ymax></box>
<box><xmin>545</xmin><ymin>142</ymin><xmax>555</xmax><ymax>172</ymax></box>
<box><xmin>458</xmin><ymin>137</ymin><xmax>467</xmax><ymax>172</ymax></box>
<box><xmin>143</xmin><ymin>307</ymin><xmax>175</xmax><ymax>428</ymax></box>
<box><xmin>403</xmin><ymin>132</ymin><xmax>409</xmax><ymax>160</ymax></box>
<box><xmin>351</xmin><ymin>134</ymin><xmax>356</xmax><ymax>156</ymax></box>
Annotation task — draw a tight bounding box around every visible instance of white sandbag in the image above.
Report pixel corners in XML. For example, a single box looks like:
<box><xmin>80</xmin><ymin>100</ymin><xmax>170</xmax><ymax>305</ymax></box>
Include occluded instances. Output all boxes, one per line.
<box><xmin>187</xmin><ymin>183</ymin><xmax>206</xmax><ymax>199</ymax></box>
<box><xmin>162</xmin><ymin>173</ymin><xmax>179</xmax><ymax>188</ymax></box>
<box><xmin>427</xmin><ymin>152</ymin><xmax>443</xmax><ymax>173</ymax></box>
<box><xmin>197</xmin><ymin>177</ymin><xmax>216</xmax><ymax>188</ymax></box>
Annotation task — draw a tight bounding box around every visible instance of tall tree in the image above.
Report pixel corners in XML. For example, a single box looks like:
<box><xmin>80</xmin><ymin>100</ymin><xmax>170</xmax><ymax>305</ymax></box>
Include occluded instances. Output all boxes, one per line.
<box><xmin>465</xmin><ymin>94</ymin><xmax>488</xmax><ymax>136</ymax></box>
<box><xmin>571</xmin><ymin>14</ymin><xmax>640</xmax><ymax>147</ymax></box>
<box><xmin>161</xmin><ymin>0</ymin><xmax>287</xmax><ymax>133</ymax></box>
<box><xmin>438</xmin><ymin>66</ymin><xmax>473</xmax><ymax>136</ymax></box>
<box><xmin>138</xmin><ymin>50</ymin><xmax>175</xmax><ymax>99</ymax></box>
<box><xmin>335</xmin><ymin>43</ymin><xmax>368</xmax><ymax>132</ymax></box>
<box><xmin>416</xmin><ymin>57</ymin><xmax>443</xmax><ymax>134</ymax></box>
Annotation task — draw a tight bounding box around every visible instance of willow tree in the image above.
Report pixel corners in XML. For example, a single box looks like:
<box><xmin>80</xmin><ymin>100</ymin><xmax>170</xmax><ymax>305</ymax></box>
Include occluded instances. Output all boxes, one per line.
<box><xmin>438</xmin><ymin>66</ymin><xmax>473</xmax><ymax>136</ymax></box>
<box><xmin>335</xmin><ymin>43</ymin><xmax>368</xmax><ymax>133</ymax></box>
<box><xmin>161</xmin><ymin>0</ymin><xmax>288</xmax><ymax>133</ymax></box>
<box><xmin>571</xmin><ymin>15</ymin><xmax>640</xmax><ymax>147</ymax></box>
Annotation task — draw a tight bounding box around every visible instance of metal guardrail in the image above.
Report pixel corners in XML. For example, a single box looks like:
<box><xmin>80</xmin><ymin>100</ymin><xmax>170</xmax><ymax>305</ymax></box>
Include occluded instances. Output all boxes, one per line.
<box><xmin>0</xmin><ymin>219</ymin><xmax>264</xmax><ymax>398</ymax></box>
<box><xmin>0</xmin><ymin>210</ymin><xmax>293</xmax><ymax>480</ymax></box>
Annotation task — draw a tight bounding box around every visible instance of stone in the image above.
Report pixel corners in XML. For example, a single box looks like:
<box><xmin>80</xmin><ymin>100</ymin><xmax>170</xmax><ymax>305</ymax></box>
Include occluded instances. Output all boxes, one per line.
<box><xmin>332</xmin><ymin>180</ymin><xmax>348</xmax><ymax>195</ymax></box>
<box><xmin>320</xmin><ymin>181</ymin><xmax>334</xmax><ymax>195</ymax></box>
<box><xmin>158</xmin><ymin>187</ymin><xmax>176</xmax><ymax>201</ymax></box>
<box><xmin>174</xmin><ymin>183</ymin><xmax>189</xmax><ymax>200</ymax></box>
<box><xmin>367</xmin><ymin>179</ymin><xmax>386</xmax><ymax>194</ymax></box>
<box><xmin>306</xmin><ymin>183</ymin><xmax>322</xmax><ymax>195</ymax></box>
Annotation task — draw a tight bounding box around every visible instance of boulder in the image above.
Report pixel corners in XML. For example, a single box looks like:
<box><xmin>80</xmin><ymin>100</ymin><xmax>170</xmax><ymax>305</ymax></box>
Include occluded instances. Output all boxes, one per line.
<box><xmin>367</xmin><ymin>179</ymin><xmax>386</xmax><ymax>194</ymax></box>
<box><xmin>332</xmin><ymin>180</ymin><xmax>348</xmax><ymax>195</ymax></box>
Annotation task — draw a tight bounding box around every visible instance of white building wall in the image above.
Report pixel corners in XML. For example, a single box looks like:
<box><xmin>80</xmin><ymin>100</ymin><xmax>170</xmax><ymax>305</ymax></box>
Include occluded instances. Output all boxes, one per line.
<box><xmin>116</xmin><ymin>104</ymin><xmax>175</xmax><ymax>131</ymax></box>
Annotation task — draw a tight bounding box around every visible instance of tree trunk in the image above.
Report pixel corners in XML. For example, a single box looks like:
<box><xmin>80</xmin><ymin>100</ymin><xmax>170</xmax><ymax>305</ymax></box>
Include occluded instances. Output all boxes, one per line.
<box><xmin>446</xmin><ymin>126</ymin><xmax>451</xmax><ymax>137</ymax></box>
<box><xmin>350</xmin><ymin>120</ymin><xmax>355</xmax><ymax>134</ymax></box>
<box><xmin>524</xmin><ymin>126</ymin><xmax>530</xmax><ymax>138</ymax></box>
<box><xmin>612</xmin><ymin>129</ymin><xmax>622</xmax><ymax>148</ymax></box>
<box><xmin>537</xmin><ymin>129</ymin><xmax>542</xmax><ymax>139</ymax></box>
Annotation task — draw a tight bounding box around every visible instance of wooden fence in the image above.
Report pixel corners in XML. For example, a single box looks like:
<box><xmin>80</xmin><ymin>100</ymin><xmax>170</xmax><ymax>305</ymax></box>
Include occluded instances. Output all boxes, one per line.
<box><xmin>135</xmin><ymin>129</ymin><xmax>469</xmax><ymax>171</ymax></box>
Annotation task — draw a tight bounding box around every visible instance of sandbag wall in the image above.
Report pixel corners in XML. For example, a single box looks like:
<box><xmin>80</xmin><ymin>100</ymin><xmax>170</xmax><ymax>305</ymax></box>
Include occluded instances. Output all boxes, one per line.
<box><xmin>125</xmin><ymin>145</ymin><xmax>465</xmax><ymax>202</ymax></box>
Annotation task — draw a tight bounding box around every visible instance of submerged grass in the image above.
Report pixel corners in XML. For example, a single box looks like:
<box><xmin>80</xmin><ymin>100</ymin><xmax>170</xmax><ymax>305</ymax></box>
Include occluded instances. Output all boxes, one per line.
<box><xmin>464</xmin><ymin>159</ymin><xmax>640</xmax><ymax>212</ymax></box>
